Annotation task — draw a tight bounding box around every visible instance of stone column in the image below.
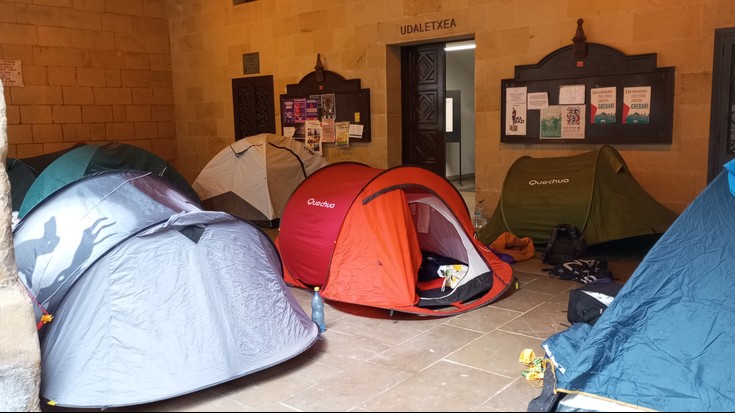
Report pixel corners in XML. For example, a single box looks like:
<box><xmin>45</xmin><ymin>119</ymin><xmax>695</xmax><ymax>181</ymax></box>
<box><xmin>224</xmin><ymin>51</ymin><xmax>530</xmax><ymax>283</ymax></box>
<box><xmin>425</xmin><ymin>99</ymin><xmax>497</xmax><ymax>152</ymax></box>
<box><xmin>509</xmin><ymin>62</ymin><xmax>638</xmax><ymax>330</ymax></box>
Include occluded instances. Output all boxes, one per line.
<box><xmin>0</xmin><ymin>81</ymin><xmax>41</xmax><ymax>411</ymax></box>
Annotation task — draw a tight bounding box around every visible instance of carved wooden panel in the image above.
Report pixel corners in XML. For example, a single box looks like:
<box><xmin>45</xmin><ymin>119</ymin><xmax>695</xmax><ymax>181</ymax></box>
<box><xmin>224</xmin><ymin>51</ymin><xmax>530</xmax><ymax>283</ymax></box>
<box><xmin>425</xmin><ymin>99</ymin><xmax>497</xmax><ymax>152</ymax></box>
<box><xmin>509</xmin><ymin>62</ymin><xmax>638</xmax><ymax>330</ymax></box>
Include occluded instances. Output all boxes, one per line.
<box><xmin>232</xmin><ymin>75</ymin><xmax>275</xmax><ymax>140</ymax></box>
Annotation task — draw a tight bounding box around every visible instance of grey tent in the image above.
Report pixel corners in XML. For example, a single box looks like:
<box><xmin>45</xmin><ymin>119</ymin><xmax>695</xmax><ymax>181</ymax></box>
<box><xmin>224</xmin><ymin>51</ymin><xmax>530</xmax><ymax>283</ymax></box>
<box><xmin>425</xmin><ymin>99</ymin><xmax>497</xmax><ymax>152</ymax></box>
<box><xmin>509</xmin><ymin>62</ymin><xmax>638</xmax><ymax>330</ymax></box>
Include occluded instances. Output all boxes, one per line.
<box><xmin>14</xmin><ymin>170</ymin><xmax>318</xmax><ymax>409</ymax></box>
<box><xmin>478</xmin><ymin>145</ymin><xmax>678</xmax><ymax>247</ymax></box>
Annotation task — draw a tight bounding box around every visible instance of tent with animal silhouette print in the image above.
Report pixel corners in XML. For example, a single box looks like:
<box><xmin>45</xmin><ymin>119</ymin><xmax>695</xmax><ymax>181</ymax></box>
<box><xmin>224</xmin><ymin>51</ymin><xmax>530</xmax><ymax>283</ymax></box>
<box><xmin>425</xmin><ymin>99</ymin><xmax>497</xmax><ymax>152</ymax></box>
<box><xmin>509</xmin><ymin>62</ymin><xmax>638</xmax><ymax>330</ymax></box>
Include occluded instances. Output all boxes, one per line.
<box><xmin>13</xmin><ymin>169</ymin><xmax>318</xmax><ymax>409</ymax></box>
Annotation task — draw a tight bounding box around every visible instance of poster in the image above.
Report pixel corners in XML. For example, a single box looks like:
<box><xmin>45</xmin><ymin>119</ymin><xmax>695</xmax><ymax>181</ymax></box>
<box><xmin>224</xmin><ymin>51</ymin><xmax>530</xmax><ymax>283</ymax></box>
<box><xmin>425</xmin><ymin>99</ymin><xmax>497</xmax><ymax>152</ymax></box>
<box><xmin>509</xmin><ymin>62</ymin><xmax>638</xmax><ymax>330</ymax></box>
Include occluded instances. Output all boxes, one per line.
<box><xmin>305</xmin><ymin>98</ymin><xmax>319</xmax><ymax>120</ymax></box>
<box><xmin>348</xmin><ymin>124</ymin><xmax>364</xmax><ymax>139</ymax></box>
<box><xmin>505</xmin><ymin>87</ymin><xmax>527</xmax><ymax>135</ymax></box>
<box><xmin>282</xmin><ymin>98</ymin><xmax>295</xmax><ymax>125</ymax></box>
<box><xmin>505</xmin><ymin>104</ymin><xmax>527</xmax><ymax>135</ymax></box>
<box><xmin>321</xmin><ymin>93</ymin><xmax>336</xmax><ymax>119</ymax></box>
<box><xmin>305</xmin><ymin>120</ymin><xmax>322</xmax><ymax>153</ymax></box>
<box><xmin>623</xmin><ymin>86</ymin><xmax>651</xmax><ymax>124</ymax></box>
<box><xmin>0</xmin><ymin>59</ymin><xmax>23</xmax><ymax>87</ymax></box>
<box><xmin>527</xmin><ymin>92</ymin><xmax>549</xmax><ymax>109</ymax></box>
<box><xmin>506</xmin><ymin>86</ymin><xmax>527</xmax><ymax>105</ymax></box>
<box><xmin>321</xmin><ymin>117</ymin><xmax>335</xmax><ymax>143</ymax></box>
<box><xmin>561</xmin><ymin>105</ymin><xmax>585</xmax><ymax>139</ymax></box>
<box><xmin>539</xmin><ymin>106</ymin><xmax>562</xmax><ymax>139</ymax></box>
<box><xmin>335</xmin><ymin>121</ymin><xmax>350</xmax><ymax>148</ymax></box>
<box><xmin>590</xmin><ymin>87</ymin><xmax>616</xmax><ymax>124</ymax></box>
<box><xmin>293</xmin><ymin>98</ymin><xmax>306</xmax><ymax>123</ymax></box>
<box><xmin>559</xmin><ymin>85</ymin><xmax>585</xmax><ymax>105</ymax></box>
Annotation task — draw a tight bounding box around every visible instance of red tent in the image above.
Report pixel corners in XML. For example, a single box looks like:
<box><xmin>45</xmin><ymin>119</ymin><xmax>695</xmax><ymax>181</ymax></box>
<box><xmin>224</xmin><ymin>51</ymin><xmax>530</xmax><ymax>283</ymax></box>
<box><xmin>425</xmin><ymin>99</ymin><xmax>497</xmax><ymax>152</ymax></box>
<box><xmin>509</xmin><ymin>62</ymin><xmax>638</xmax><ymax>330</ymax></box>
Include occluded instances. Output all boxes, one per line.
<box><xmin>277</xmin><ymin>162</ymin><xmax>515</xmax><ymax>316</ymax></box>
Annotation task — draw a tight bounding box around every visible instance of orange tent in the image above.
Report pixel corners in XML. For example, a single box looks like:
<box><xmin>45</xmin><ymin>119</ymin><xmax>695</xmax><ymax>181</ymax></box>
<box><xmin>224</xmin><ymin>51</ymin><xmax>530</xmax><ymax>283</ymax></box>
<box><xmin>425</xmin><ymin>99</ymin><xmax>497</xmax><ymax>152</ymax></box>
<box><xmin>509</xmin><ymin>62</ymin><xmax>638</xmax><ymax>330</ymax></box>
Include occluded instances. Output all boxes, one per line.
<box><xmin>277</xmin><ymin>162</ymin><xmax>515</xmax><ymax>316</ymax></box>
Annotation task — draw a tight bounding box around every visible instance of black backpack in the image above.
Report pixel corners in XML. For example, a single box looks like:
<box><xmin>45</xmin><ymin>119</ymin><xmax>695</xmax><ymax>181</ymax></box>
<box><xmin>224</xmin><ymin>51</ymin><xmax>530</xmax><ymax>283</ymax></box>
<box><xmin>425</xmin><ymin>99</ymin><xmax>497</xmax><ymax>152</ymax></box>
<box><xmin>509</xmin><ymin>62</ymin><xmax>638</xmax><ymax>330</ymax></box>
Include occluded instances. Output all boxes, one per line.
<box><xmin>541</xmin><ymin>224</ymin><xmax>586</xmax><ymax>265</ymax></box>
<box><xmin>567</xmin><ymin>282</ymin><xmax>623</xmax><ymax>325</ymax></box>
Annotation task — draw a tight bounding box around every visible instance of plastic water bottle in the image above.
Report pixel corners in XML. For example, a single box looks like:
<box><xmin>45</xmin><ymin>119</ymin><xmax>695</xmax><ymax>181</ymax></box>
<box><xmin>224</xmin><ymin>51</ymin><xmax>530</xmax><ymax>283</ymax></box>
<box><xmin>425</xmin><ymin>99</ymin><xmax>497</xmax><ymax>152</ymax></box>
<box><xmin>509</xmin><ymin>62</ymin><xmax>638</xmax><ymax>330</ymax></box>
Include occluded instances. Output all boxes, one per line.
<box><xmin>474</xmin><ymin>200</ymin><xmax>487</xmax><ymax>230</ymax></box>
<box><xmin>311</xmin><ymin>287</ymin><xmax>326</xmax><ymax>333</ymax></box>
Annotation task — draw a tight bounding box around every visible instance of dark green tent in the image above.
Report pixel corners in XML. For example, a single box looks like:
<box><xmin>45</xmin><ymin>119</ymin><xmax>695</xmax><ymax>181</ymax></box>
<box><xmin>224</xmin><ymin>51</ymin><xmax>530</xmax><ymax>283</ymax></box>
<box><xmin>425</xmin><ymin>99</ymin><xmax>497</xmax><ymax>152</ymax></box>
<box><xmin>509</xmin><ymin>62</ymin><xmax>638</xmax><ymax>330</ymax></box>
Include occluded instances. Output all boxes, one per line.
<box><xmin>478</xmin><ymin>145</ymin><xmax>678</xmax><ymax>247</ymax></box>
<box><xmin>18</xmin><ymin>142</ymin><xmax>199</xmax><ymax>218</ymax></box>
<box><xmin>6</xmin><ymin>158</ymin><xmax>38</xmax><ymax>212</ymax></box>
<box><xmin>6</xmin><ymin>144</ymin><xmax>84</xmax><ymax>211</ymax></box>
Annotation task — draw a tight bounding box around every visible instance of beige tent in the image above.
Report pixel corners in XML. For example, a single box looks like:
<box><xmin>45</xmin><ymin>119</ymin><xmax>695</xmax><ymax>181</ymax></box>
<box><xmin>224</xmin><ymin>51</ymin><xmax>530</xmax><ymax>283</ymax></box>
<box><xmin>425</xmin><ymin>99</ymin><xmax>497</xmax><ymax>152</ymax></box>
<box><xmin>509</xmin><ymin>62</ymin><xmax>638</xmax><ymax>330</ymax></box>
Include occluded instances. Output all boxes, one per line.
<box><xmin>193</xmin><ymin>133</ymin><xmax>328</xmax><ymax>227</ymax></box>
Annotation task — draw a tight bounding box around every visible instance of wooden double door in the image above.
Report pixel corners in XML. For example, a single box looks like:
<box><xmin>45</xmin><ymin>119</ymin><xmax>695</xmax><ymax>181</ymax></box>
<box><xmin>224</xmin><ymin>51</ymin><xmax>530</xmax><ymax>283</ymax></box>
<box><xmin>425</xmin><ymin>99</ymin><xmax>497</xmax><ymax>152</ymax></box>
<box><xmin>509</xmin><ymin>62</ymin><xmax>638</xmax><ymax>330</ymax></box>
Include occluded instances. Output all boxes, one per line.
<box><xmin>708</xmin><ymin>28</ymin><xmax>735</xmax><ymax>182</ymax></box>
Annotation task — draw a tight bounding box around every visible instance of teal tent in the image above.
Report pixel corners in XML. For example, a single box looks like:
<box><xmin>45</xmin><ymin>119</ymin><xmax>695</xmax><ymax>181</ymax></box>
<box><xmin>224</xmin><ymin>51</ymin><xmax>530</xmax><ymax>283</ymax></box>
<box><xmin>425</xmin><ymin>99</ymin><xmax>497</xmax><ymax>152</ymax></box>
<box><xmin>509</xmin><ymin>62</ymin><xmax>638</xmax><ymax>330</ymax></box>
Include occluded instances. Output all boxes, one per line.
<box><xmin>19</xmin><ymin>142</ymin><xmax>199</xmax><ymax>218</ymax></box>
<box><xmin>478</xmin><ymin>145</ymin><xmax>677</xmax><ymax>247</ymax></box>
<box><xmin>6</xmin><ymin>144</ymin><xmax>84</xmax><ymax>211</ymax></box>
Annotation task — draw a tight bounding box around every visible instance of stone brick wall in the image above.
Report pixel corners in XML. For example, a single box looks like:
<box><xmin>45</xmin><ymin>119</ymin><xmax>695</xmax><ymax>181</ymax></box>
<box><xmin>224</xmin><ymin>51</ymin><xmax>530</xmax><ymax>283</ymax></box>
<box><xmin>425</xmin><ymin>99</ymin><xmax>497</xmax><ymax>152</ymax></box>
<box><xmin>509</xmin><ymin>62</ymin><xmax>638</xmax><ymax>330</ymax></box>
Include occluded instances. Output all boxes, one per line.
<box><xmin>0</xmin><ymin>0</ymin><xmax>176</xmax><ymax>164</ymax></box>
<box><xmin>166</xmin><ymin>0</ymin><xmax>735</xmax><ymax>213</ymax></box>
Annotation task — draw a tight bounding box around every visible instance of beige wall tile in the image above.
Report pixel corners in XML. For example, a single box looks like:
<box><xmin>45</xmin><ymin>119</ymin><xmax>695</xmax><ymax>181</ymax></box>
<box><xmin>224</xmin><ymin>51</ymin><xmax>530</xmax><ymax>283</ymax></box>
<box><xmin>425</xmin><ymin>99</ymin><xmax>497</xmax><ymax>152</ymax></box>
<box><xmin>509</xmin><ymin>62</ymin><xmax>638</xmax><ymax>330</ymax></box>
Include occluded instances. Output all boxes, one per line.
<box><xmin>32</xmin><ymin>123</ymin><xmax>63</xmax><ymax>142</ymax></box>
<box><xmin>48</xmin><ymin>66</ymin><xmax>77</xmax><ymax>86</ymax></box>
<box><xmin>62</xmin><ymin>123</ymin><xmax>91</xmax><ymax>141</ymax></box>
<box><xmin>15</xmin><ymin>4</ymin><xmax>59</xmax><ymax>27</ymax></box>
<box><xmin>52</xmin><ymin>105</ymin><xmax>82</xmax><ymax>123</ymax></box>
<box><xmin>20</xmin><ymin>106</ymin><xmax>53</xmax><ymax>124</ymax></box>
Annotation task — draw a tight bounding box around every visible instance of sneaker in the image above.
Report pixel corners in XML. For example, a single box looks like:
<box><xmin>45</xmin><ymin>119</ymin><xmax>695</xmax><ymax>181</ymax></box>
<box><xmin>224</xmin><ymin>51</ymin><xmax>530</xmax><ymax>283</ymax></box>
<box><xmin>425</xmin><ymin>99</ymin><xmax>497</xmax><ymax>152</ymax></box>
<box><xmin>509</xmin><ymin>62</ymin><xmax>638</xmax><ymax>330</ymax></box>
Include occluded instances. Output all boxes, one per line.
<box><xmin>549</xmin><ymin>259</ymin><xmax>607</xmax><ymax>280</ymax></box>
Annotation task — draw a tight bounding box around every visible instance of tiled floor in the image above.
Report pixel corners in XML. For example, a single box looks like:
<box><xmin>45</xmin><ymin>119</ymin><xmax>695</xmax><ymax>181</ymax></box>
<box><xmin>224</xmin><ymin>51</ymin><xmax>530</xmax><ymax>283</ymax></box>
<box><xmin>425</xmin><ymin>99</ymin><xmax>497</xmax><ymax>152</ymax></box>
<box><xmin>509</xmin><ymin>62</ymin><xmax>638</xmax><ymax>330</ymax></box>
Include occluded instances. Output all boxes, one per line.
<box><xmin>82</xmin><ymin>252</ymin><xmax>639</xmax><ymax>413</ymax></box>
<box><xmin>47</xmin><ymin>180</ymin><xmax>642</xmax><ymax>412</ymax></box>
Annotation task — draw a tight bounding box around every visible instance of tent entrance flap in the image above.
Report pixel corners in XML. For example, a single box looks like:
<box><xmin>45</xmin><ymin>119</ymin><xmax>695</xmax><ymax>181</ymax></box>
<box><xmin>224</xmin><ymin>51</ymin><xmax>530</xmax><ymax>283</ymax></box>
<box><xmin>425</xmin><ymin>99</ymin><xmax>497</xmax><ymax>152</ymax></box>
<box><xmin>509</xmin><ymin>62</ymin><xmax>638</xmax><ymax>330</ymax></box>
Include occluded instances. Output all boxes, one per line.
<box><xmin>407</xmin><ymin>193</ymin><xmax>493</xmax><ymax>307</ymax></box>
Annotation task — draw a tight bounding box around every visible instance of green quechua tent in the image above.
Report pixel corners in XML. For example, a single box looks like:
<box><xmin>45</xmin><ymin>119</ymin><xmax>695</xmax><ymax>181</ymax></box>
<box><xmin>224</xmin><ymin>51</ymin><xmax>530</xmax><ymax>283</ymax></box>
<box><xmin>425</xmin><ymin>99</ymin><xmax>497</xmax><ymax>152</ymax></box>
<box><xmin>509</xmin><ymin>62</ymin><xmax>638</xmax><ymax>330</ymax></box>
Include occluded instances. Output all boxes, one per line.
<box><xmin>18</xmin><ymin>142</ymin><xmax>199</xmax><ymax>218</ymax></box>
<box><xmin>478</xmin><ymin>145</ymin><xmax>678</xmax><ymax>247</ymax></box>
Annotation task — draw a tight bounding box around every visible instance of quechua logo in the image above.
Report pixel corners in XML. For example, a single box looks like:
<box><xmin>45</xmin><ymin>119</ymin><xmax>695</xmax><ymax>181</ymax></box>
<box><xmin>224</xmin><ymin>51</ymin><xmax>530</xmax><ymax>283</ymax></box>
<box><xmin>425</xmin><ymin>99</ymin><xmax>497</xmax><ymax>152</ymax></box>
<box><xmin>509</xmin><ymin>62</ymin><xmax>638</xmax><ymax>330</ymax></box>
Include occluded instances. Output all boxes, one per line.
<box><xmin>528</xmin><ymin>178</ymin><xmax>570</xmax><ymax>186</ymax></box>
<box><xmin>307</xmin><ymin>198</ymin><xmax>336</xmax><ymax>208</ymax></box>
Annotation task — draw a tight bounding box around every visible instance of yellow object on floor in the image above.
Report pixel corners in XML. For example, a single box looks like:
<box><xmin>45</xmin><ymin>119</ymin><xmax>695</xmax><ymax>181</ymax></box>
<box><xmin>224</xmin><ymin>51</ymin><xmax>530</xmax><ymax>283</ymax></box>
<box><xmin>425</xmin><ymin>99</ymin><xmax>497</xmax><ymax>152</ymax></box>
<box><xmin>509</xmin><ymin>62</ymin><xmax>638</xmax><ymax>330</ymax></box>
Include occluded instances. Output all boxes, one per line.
<box><xmin>519</xmin><ymin>349</ymin><xmax>548</xmax><ymax>387</ymax></box>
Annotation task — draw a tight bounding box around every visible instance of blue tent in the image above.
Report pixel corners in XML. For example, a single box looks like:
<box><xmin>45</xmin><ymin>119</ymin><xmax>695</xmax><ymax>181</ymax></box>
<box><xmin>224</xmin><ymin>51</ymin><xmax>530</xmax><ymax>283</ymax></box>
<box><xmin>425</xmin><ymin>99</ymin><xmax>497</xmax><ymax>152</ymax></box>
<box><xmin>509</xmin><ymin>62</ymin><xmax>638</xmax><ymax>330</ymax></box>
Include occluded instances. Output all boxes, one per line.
<box><xmin>543</xmin><ymin>160</ymin><xmax>735</xmax><ymax>412</ymax></box>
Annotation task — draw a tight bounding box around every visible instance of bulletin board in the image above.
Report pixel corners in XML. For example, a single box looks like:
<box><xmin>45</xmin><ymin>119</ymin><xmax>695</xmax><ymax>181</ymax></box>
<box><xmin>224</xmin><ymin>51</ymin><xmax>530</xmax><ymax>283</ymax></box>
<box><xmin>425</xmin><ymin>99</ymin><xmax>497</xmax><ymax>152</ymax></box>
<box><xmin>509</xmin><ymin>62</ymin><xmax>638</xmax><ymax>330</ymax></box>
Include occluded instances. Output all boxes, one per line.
<box><xmin>500</xmin><ymin>42</ymin><xmax>675</xmax><ymax>145</ymax></box>
<box><xmin>280</xmin><ymin>68</ymin><xmax>371</xmax><ymax>143</ymax></box>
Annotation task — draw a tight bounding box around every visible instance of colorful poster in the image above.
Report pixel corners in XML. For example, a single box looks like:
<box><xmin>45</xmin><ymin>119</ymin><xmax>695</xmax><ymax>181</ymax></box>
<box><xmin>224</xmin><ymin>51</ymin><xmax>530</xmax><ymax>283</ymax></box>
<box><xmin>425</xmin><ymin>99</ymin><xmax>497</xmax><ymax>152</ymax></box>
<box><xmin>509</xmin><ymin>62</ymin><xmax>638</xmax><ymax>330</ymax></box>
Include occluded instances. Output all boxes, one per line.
<box><xmin>590</xmin><ymin>87</ymin><xmax>616</xmax><ymax>124</ymax></box>
<box><xmin>335</xmin><ymin>121</ymin><xmax>350</xmax><ymax>148</ymax></box>
<box><xmin>540</xmin><ymin>106</ymin><xmax>562</xmax><ymax>139</ymax></box>
<box><xmin>282</xmin><ymin>98</ymin><xmax>295</xmax><ymax>125</ymax></box>
<box><xmin>293</xmin><ymin>98</ymin><xmax>306</xmax><ymax>123</ymax></box>
<box><xmin>561</xmin><ymin>105</ymin><xmax>585</xmax><ymax>139</ymax></box>
<box><xmin>305</xmin><ymin>98</ymin><xmax>319</xmax><ymax>120</ymax></box>
<box><xmin>623</xmin><ymin>86</ymin><xmax>651</xmax><ymax>124</ymax></box>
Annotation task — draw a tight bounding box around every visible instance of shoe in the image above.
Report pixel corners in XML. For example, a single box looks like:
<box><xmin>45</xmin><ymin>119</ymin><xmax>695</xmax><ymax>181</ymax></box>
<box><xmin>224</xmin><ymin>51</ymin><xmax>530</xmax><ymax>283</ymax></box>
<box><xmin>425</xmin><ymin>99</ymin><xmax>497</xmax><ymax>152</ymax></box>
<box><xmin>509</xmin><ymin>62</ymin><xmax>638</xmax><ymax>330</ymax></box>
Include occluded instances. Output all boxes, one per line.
<box><xmin>549</xmin><ymin>259</ymin><xmax>607</xmax><ymax>280</ymax></box>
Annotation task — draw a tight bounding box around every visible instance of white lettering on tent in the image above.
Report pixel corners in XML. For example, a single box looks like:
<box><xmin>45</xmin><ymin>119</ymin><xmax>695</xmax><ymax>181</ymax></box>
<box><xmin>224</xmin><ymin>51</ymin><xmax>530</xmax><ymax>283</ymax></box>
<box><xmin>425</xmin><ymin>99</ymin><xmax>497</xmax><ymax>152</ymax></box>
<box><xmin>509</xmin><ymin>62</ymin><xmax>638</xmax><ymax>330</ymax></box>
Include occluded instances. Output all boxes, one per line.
<box><xmin>307</xmin><ymin>198</ymin><xmax>336</xmax><ymax>208</ymax></box>
<box><xmin>528</xmin><ymin>178</ymin><xmax>570</xmax><ymax>186</ymax></box>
